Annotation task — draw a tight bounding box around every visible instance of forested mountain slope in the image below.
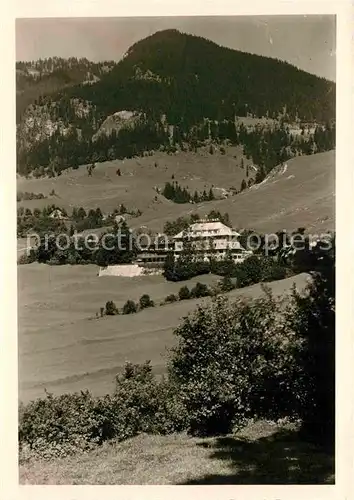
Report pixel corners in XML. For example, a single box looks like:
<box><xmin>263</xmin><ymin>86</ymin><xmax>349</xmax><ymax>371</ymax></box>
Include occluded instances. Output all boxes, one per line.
<box><xmin>16</xmin><ymin>29</ymin><xmax>335</xmax><ymax>179</ymax></box>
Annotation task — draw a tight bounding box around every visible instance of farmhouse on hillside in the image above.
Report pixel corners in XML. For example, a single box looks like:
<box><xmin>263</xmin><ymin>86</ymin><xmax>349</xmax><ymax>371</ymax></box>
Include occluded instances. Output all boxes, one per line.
<box><xmin>48</xmin><ymin>208</ymin><xmax>66</xmax><ymax>220</ymax></box>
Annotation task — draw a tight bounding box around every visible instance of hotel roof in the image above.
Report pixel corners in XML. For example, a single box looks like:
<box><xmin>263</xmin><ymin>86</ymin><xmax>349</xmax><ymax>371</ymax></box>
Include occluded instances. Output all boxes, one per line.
<box><xmin>173</xmin><ymin>219</ymin><xmax>240</xmax><ymax>239</ymax></box>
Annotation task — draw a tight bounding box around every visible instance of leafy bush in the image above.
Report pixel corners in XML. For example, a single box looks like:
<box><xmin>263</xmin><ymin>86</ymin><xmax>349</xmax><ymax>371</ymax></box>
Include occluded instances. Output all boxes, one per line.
<box><xmin>19</xmin><ymin>363</ymin><xmax>188</xmax><ymax>462</ymax></box>
<box><xmin>168</xmin><ymin>291</ymin><xmax>301</xmax><ymax>436</ymax></box>
<box><xmin>178</xmin><ymin>286</ymin><xmax>190</xmax><ymax>300</ymax></box>
<box><xmin>110</xmin><ymin>362</ymin><xmax>188</xmax><ymax>437</ymax></box>
<box><xmin>19</xmin><ymin>390</ymin><xmax>112</xmax><ymax>460</ymax></box>
<box><xmin>105</xmin><ymin>300</ymin><xmax>119</xmax><ymax>316</ymax></box>
<box><xmin>289</xmin><ymin>254</ymin><xmax>335</xmax><ymax>449</ymax></box>
<box><xmin>122</xmin><ymin>300</ymin><xmax>138</xmax><ymax>315</ymax></box>
<box><xmin>139</xmin><ymin>294</ymin><xmax>155</xmax><ymax>309</ymax></box>
<box><xmin>190</xmin><ymin>282</ymin><xmax>211</xmax><ymax>298</ymax></box>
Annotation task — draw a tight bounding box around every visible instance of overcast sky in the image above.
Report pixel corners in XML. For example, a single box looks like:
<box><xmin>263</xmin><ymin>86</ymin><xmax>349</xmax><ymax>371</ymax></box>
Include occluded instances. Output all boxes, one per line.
<box><xmin>16</xmin><ymin>16</ymin><xmax>336</xmax><ymax>81</ymax></box>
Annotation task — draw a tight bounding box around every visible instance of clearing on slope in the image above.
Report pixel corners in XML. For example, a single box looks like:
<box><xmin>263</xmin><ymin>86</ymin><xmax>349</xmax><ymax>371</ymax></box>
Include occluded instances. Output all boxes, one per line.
<box><xmin>16</xmin><ymin>146</ymin><xmax>250</xmax><ymax>216</ymax></box>
<box><xmin>17</xmin><ymin>149</ymin><xmax>334</xmax><ymax>235</ymax></box>
<box><xmin>135</xmin><ymin>150</ymin><xmax>335</xmax><ymax>234</ymax></box>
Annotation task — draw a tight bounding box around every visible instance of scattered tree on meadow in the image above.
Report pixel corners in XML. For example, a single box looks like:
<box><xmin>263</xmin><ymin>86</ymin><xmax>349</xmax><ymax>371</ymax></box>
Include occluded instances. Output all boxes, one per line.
<box><xmin>164</xmin><ymin>294</ymin><xmax>178</xmax><ymax>303</ymax></box>
<box><xmin>139</xmin><ymin>294</ymin><xmax>155</xmax><ymax>309</ymax></box>
<box><xmin>208</xmin><ymin>188</ymin><xmax>214</xmax><ymax>201</ymax></box>
<box><xmin>122</xmin><ymin>300</ymin><xmax>138</xmax><ymax>315</ymax></box>
<box><xmin>76</xmin><ymin>207</ymin><xmax>87</xmax><ymax>220</ymax></box>
<box><xmin>105</xmin><ymin>300</ymin><xmax>119</xmax><ymax>316</ymax></box>
<box><xmin>87</xmin><ymin>162</ymin><xmax>96</xmax><ymax>176</ymax></box>
<box><xmin>178</xmin><ymin>286</ymin><xmax>191</xmax><ymax>300</ymax></box>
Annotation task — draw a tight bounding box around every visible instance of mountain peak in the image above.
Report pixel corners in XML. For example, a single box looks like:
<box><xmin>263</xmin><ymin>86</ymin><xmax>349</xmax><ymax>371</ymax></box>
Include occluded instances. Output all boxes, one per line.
<box><xmin>126</xmin><ymin>29</ymin><xmax>183</xmax><ymax>55</ymax></box>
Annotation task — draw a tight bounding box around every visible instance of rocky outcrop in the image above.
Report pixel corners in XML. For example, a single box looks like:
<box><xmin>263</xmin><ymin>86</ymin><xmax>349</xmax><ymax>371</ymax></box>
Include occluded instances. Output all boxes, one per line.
<box><xmin>92</xmin><ymin>110</ymin><xmax>141</xmax><ymax>141</ymax></box>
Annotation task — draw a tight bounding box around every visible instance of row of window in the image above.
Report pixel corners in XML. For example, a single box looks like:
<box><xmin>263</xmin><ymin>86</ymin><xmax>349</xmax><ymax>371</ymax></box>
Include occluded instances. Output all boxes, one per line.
<box><xmin>175</xmin><ymin>234</ymin><xmax>235</xmax><ymax>240</ymax></box>
<box><xmin>138</xmin><ymin>250</ymin><xmax>247</xmax><ymax>264</ymax></box>
<box><xmin>174</xmin><ymin>246</ymin><xmax>243</xmax><ymax>252</ymax></box>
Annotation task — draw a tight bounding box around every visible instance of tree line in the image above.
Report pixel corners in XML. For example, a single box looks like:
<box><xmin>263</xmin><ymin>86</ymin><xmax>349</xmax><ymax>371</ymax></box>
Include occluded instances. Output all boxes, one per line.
<box><xmin>17</xmin><ymin>203</ymin><xmax>141</xmax><ymax>238</ymax></box>
<box><xmin>17</xmin><ymin>113</ymin><xmax>335</xmax><ymax>184</ymax></box>
<box><xmin>162</xmin><ymin>181</ymin><xmax>215</xmax><ymax>204</ymax></box>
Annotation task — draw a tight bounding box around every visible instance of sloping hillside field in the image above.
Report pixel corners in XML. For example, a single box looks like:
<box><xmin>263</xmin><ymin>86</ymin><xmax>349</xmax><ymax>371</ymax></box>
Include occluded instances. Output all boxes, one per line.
<box><xmin>17</xmin><ymin>149</ymin><xmax>335</xmax><ymax>235</ymax></box>
<box><xmin>18</xmin><ymin>264</ymin><xmax>309</xmax><ymax>403</ymax></box>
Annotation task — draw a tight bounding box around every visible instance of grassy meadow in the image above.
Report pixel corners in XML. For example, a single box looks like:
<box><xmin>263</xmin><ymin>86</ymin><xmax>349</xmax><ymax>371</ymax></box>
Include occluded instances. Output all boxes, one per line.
<box><xmin>18</xmin><ymin>263</ymin><xmax>308</xmax><ymax>404</ymax></box>
<box><xmin>17</xmin><ymin>148</ymin><xmax>335</xmax><ymax>235</ymax></box>
<box><xmin>20</xmin><ymin>419</ymin><xmax>334</xmax><ymax>485</ymax></box>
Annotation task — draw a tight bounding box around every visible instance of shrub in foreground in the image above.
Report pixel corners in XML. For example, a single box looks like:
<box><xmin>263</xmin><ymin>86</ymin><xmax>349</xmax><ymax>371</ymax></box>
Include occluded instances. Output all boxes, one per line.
<box><xmin>19</xmin><ymin>362</ymin><xmax>188</xmax><ymax>462</ymax></box>
<box><xmin>19</xmin><ymin>390</ymin><xmax>109</xmax><ymax>461</ymax></box>
<box><xmin>289</xmin><ymin>256</ymin><xmax>335</xmax><ymax>449</ymax></box>
<box><xmin>168</xmin><ymin>290</ymin><xmax>302</xmax><ymax>436</ymax></box>
<box><xmin>110</xmin><ymin>362</ymin><xmax>188</xmax><ymax>437</ymax></box>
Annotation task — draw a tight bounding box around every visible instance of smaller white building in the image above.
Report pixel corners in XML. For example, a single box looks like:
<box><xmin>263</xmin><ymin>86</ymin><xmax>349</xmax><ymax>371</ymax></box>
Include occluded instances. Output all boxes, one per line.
<box><xmin>173</xmin><ymin>219</ymin><xmax>251</xmax><ymax>263</ymax></box>
<box><xmin>114</xmin><ymin>215</ymin><xmax>126</xmax><ymax>224</ymax></box>
<box><xmin>49</xmin><ymin>208</ymin><xmax>66</xmax><ymax>220</ymax></box>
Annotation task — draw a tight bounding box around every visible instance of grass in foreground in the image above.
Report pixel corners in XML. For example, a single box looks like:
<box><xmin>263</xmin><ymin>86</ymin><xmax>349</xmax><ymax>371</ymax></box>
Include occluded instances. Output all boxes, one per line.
<box><xmin>19</xmin><ymin>420</ymin><xmax>334</xmax><ymax>485</ymax></box>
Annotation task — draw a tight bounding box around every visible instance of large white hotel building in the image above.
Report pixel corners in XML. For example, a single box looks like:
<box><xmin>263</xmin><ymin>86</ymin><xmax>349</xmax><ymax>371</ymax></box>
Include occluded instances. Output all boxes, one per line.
<box><xmin>173</xmin><ymin>219</ymin><xmax>251</xmax><ymax>263</ymax></box>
